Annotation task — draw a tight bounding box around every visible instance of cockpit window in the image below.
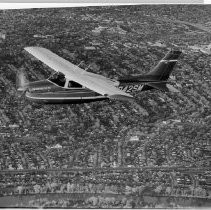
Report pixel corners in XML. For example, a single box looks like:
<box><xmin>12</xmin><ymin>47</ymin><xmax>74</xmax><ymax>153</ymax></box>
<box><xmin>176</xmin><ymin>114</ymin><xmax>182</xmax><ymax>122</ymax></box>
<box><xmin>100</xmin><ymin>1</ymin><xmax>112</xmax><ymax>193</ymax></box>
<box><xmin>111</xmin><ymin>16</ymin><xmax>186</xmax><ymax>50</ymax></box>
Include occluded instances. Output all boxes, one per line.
<box><xmin>48</xmin><ymin>72</ymin><xmax>66</xmax><ymax>87</ymax></box>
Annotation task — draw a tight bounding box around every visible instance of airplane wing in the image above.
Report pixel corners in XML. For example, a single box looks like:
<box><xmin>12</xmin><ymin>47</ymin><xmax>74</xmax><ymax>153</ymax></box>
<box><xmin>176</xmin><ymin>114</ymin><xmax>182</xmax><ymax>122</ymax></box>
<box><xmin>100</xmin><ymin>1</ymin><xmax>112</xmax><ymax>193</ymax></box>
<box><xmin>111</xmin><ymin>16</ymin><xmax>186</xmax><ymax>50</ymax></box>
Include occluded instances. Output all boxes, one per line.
<box><xmin>24</xmin><ymin>47</ymin><xmax>134</xmax><ymax>101</ymax></box>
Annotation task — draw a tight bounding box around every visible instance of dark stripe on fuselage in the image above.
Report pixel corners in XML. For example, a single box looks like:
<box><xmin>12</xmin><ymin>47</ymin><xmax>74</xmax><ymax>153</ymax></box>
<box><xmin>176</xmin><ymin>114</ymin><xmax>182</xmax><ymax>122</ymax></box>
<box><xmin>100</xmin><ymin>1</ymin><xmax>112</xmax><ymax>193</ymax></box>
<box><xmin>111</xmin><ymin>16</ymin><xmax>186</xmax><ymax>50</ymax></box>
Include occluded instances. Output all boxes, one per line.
<box><xmin>118</xmin><ymin>75</ymin><xmax>160</xmax><ymax>83</ymax></box>
<box><xmin>25</xmin><ymin>91</ymin><xmax>108</xmax><ymax>104</ymax></box>
<box><xmin>26</xmin><ymin>90</ymin><xmax>100</xmax><ymax>98</ymax></box>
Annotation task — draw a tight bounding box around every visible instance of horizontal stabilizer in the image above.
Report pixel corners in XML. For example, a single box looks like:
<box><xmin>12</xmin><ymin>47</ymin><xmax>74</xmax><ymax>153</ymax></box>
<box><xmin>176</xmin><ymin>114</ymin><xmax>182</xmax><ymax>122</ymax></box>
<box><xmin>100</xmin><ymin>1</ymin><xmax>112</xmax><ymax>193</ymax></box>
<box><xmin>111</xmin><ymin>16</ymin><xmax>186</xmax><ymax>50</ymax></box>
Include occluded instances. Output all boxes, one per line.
<box><xmin>147</xmin><ymin>82</ymin><xmax>180</xmax><ymax>93</ymax></box>
<box><xmin>166</xmin><ymin>84</ymin><xmax>180</xmax><ymax>93</ymax></box>
<box><xmin>109</xmin><ymin>94</ymin><xmax>135</xmax><ymax>102</ymax></box>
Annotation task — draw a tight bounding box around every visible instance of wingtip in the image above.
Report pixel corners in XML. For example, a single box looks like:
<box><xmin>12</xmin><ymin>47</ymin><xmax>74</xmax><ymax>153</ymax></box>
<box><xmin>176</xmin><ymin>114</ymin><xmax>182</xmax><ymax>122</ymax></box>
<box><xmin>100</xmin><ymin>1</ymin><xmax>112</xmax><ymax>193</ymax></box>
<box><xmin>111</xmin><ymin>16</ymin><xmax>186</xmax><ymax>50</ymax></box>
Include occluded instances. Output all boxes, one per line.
<box><xmin>24</xmin><ymin>46</ymin><xmax>35</xmax><ymax>50</ymax></box>
<box><xmin>24</xmin><ymin>46</ymin><xmax>37</xmax><ymax>53</ymax></box>
<box><xmin>24</xmin><ymin>46</ymin><xmax>47</xmax><ymax>52</ymax></box>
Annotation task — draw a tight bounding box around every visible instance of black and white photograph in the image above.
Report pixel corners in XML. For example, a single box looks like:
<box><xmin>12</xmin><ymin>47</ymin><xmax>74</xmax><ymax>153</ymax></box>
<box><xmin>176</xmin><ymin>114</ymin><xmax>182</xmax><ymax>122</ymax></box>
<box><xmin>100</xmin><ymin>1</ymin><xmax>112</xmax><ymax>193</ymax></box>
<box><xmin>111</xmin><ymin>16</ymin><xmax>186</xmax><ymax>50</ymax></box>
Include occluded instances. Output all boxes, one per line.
<box><xmin>0</xmin><ymin>3</ymin><xmax>210</xmax><ymax>208</ymax></box>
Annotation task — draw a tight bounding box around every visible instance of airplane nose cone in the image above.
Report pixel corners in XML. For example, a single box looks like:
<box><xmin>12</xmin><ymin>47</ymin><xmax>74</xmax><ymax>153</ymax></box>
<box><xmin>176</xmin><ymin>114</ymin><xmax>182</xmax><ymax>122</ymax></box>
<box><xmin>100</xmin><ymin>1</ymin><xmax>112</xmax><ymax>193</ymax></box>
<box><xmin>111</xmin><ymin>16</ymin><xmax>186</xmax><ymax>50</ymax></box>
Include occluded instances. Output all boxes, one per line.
<box><xmin>17</xmin><ymin>87</ymin><xmax>25</xmax><ymax>92</ymax></box>
<box><xmin>17</xmin><ymin>84</ymin><xmax>28</xmax><ymax>92</ymax></box>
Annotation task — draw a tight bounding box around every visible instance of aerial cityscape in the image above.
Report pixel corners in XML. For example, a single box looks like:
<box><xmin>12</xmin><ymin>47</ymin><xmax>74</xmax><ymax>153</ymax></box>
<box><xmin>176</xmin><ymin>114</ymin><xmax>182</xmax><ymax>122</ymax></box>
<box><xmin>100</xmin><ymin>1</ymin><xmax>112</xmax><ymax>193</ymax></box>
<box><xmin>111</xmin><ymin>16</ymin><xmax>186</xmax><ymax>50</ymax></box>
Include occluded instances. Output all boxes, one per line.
<box><xmin>0</xmin><ymin>5</ymin><xmax>210</xmax><ymax>208</ymax></box>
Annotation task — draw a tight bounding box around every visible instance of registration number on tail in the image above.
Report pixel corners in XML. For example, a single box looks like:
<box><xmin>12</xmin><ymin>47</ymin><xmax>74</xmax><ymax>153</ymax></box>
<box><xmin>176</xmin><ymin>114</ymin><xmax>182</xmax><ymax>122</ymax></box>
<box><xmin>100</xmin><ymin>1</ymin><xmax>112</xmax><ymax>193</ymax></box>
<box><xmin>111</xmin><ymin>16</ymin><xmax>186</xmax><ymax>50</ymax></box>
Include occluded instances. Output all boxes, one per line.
<box><xmin>118</xmin><ymin>84</ymin><xmax>144</xmax><ymax>93</ymax></box>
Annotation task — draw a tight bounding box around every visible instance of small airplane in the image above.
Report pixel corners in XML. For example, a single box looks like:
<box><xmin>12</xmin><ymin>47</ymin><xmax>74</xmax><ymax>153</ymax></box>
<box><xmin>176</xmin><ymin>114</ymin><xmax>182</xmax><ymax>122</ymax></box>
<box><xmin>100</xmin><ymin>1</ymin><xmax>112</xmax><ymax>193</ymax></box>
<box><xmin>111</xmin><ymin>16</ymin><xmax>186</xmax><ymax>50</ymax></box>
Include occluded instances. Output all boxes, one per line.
<box><xmin>17</xmin><ymin>47</ymin><xmax>181</xmax><ymax>104</ymax></box>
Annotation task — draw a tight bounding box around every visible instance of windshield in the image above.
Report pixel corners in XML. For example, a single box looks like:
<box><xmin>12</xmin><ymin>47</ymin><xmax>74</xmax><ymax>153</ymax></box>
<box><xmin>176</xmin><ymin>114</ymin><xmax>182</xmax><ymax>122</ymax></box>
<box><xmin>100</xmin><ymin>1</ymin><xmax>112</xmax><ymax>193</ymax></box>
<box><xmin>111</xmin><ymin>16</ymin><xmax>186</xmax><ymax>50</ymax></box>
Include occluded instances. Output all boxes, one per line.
<box><xmin>48</xmin><ymin>72</ymin><xmax>66</xmax><ymax>87</ymax></box>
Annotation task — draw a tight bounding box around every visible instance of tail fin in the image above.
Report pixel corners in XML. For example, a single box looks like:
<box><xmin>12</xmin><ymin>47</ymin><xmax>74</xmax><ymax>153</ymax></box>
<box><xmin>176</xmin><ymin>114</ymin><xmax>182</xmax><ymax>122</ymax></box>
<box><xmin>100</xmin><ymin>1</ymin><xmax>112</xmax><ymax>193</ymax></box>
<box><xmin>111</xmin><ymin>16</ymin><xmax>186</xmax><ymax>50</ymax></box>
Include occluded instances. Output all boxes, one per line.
<box><xmin>147</xmin><ymin>50</ymin><xmax>182</xmax><ymax>81</ymax></box>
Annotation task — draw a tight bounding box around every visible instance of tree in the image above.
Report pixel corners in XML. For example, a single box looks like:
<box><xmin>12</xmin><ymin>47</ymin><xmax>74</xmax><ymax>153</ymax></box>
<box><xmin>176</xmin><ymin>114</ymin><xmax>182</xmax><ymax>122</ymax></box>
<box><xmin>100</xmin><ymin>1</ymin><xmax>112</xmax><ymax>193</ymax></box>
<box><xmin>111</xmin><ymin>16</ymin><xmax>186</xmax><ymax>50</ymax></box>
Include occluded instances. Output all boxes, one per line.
<box><xmin>154</xmin><ymin>185</ymin><xmax>162</xmax><ymax>194</ymax></box>
<box><xmin>165</xmin><ymin>186</ymin><xmax>172</xmax><ymax>195</ymax></box>
<box><xmin>194</xmin><ymin>186</ymin><xmax>203</xmax><ymax>196</ymax></box>
<box><xmin>125</xmin><ymin>185</ymin><xmax>131</xmax><ymax>195</ymax></box>
<box><xmin>33</xmin><ymin>184</ymin><xmax>40</xmax><ymax>193</ymax></box>
<box><xmin>188</xmin><ymin>185</ymin><xmax>195</xmax><ymax>196</ymax></box>
<box><xmin>67</xmin><ymin>182</ymin><xmax>71</xmax><ymax>193</ymax></box>
<box><xmin>16</xmin><ymin>186</ymin><xmax>23</xmax><ymax>194</ymax></box>
<box><xmin>87</xmin><ymin>196</ymin><xmax>98</xmax><ymax>206</ymax></box>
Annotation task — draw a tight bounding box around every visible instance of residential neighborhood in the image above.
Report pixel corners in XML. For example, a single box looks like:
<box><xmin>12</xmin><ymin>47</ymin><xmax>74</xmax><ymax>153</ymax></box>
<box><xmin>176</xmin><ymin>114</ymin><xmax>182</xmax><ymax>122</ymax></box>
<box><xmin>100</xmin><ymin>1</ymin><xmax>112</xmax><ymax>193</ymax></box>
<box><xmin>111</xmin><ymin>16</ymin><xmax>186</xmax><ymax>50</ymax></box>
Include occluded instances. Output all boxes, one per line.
<box><xmin>0</xmin><ymin>5</ymin><xmax>210</xmax><ymax>208</ymax></box>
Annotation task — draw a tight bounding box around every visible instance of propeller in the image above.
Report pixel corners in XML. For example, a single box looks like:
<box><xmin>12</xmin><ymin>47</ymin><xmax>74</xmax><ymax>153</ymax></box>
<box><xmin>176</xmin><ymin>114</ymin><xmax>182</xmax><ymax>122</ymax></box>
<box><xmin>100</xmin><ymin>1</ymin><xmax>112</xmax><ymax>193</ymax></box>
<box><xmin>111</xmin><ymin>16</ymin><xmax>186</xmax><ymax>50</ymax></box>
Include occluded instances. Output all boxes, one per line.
<box><xmin>16</xmin><ymin>70</ymin><xmax>29</xmax><ymax>98</ymax></box>
<box><xmin>16</xmin><ymin>70</ymin><xmax>28</xmax><ymax>91</ymax></box>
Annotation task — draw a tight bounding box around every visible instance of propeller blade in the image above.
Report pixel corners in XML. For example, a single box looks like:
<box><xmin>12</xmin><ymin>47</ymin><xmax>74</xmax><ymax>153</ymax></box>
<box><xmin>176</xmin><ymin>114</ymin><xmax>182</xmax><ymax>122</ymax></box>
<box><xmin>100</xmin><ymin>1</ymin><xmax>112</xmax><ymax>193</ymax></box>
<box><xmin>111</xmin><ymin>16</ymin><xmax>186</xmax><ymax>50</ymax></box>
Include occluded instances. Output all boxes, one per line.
<box><xmin>16</xmin><ymin>70</ymin><xmax>28</xmax><ymax>92</ymax></box>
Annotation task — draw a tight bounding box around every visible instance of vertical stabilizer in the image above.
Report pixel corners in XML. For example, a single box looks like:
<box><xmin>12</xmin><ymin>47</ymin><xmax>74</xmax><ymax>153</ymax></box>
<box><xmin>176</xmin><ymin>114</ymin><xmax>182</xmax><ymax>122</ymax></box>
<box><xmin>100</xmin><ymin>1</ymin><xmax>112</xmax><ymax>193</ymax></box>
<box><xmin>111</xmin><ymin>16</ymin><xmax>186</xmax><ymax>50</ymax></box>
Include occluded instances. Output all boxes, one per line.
<box><xmin>147</xmin><ymin>50</ymin><xmax>182</xmax><ymax>81</ymax></box>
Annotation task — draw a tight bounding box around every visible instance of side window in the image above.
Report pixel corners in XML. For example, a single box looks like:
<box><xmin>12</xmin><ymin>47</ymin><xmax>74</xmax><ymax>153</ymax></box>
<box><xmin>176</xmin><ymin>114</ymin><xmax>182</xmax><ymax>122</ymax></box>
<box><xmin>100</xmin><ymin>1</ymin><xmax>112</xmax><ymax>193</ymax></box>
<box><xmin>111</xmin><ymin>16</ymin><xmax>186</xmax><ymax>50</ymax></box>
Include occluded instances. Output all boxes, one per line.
<box><xmin>68</xmin><ymin>81</ymin><xmax>82</xmax><ymax>88</ymax></box>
